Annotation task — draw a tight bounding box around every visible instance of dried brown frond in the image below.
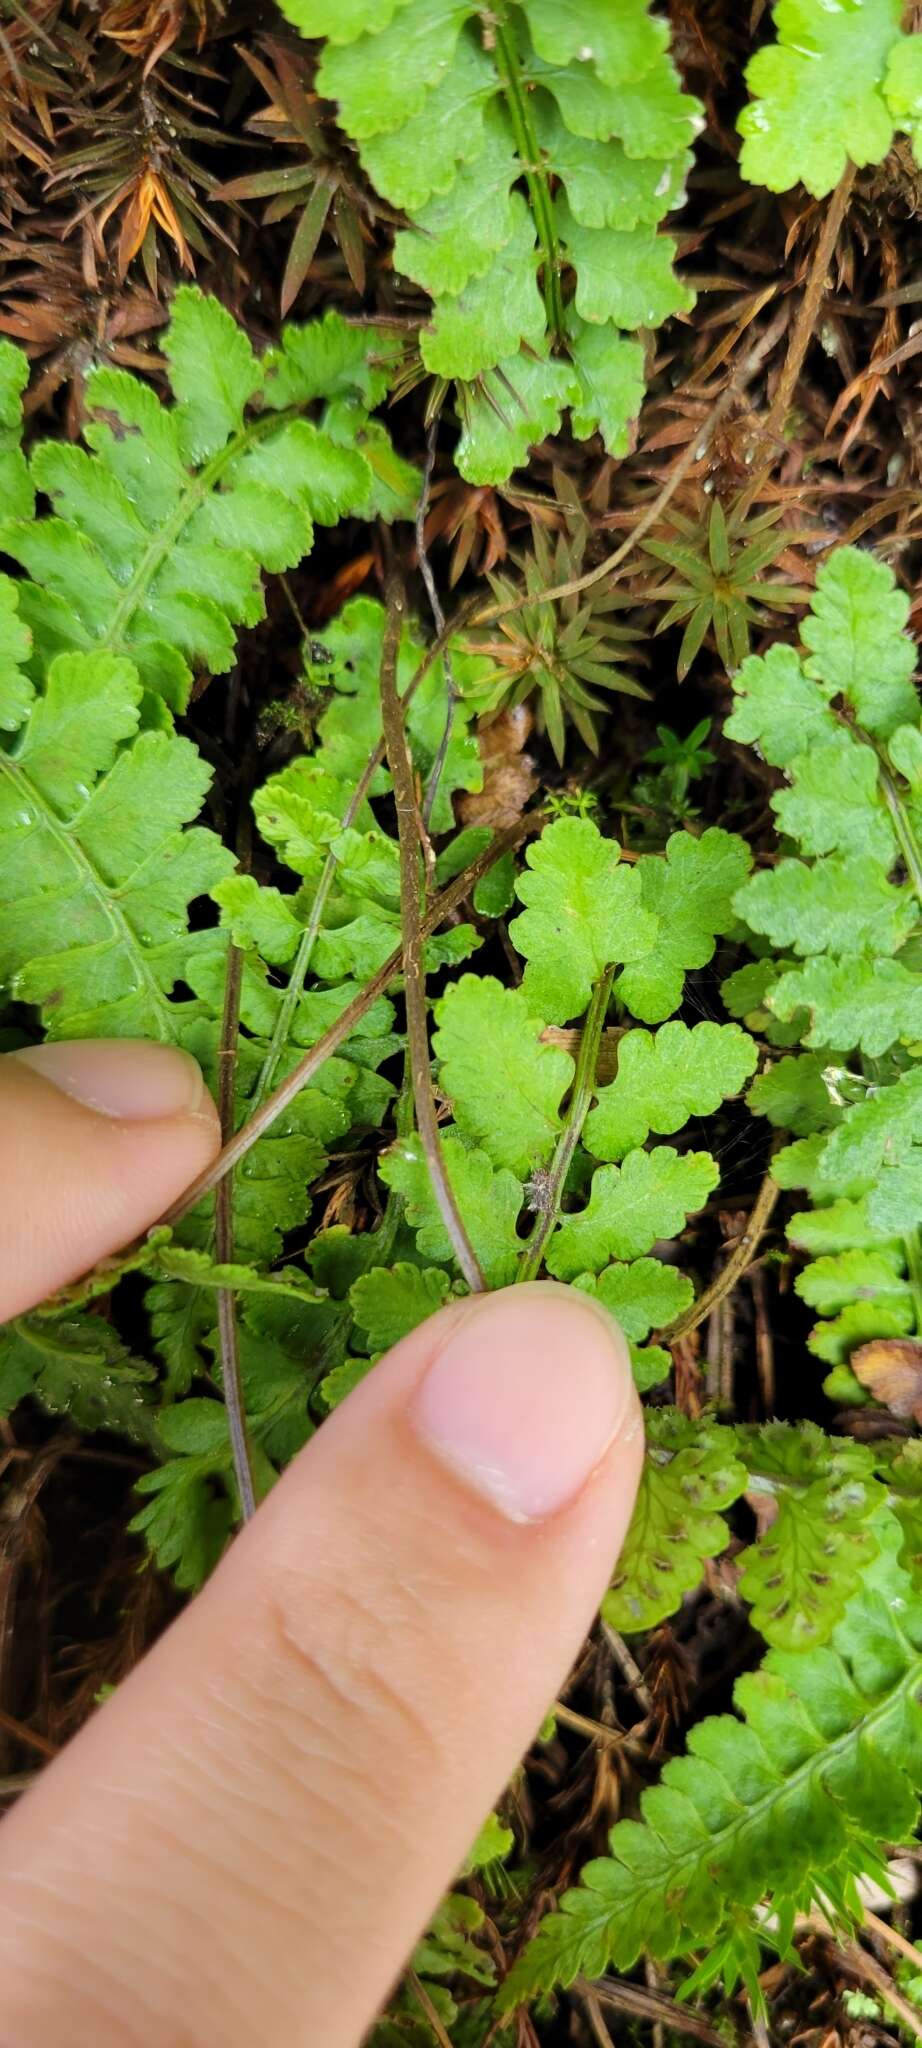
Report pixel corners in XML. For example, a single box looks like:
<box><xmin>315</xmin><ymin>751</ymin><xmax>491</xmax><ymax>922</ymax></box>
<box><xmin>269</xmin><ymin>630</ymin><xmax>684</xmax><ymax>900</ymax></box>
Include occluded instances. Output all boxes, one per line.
<box><xmin>217</xmin><ymin>33</ymin><xmax>394</xmax><ymax>314</ymax></box>
<box><xmin>0</xmin><ymin>222</ymin><xmax>165</xmax><ymax>430</ymax></box>
<box><xmin>98</xmin><ymin>0</ymin><xmax>221</xmax><ymax>75</ymax></box>
<box><xmin>0</xmin><ymin>0</ymin><xmax>85</xmax><ymax>172</ymax></box>
<box><xmin>424</xmin><ymin>479</ymin><xmax>509</xmax><ymax>585</ymax></box>
<box><xmin>46</xmin><ymin>64</ymin><xmax>236</xmax><ymax>288</ymax></box>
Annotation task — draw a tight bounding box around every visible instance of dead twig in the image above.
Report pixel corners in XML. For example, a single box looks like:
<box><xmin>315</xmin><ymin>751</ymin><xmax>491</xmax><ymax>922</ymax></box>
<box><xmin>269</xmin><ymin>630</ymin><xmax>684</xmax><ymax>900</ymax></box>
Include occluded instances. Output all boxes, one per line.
<box><xmin>863</xmin><ymin>1906</ymin><xmax>922</xmax><ymax>1974</ymax></box>
<box><xmin>812</xmin><ymin>1928</ymin><xmax>922</xmax><ymax>2041</ymax></box>
<box><xmin>407</xmin><ymin>1969</ymin><xmax>456</xmax><ymax>2048</ymax></box>
<box><xmin>215</xmin><ymin>942</ymin><xmax>257</xmax><ymax>1524</ymax></box>
<box><xmin>0</xmin><ymin>1704</ymin><xmax>56</xmax><ymax>1759</ymax></box>
<box><xmin>580</xmin><ymin>1975</ymin><xmax>726</xmax><ymax>2048</ymax></box>
<box><xmin>664</xmin><ymin>1173</ymin><xmax>780</xmax><ymax>1344</ymax></box>
<box><xmin>379</xmin><ymin>564</ymin><xmax>485</xmax><ymax>1294</ymax></box>
<box><xmin>578</xmin><ymin>1979</ymin><xmax>616</xmax><ymax>2048</ymax></box>
<box><xmin>737</xmin><ymin>165</ymin><xmax>855</xmax><ymax>518</ymax></box>
<box><xmin>415</xmin><ymin>411</ymin><xmax>459</xmax><ymax>832</ymax></box>
<box><xmin>553</xmin><ymin>1702</ymin><xmax>626</xmax><ymax>1749</ymax></box>
<box><xmin>601</xmin><ymin>1621</ymin><xmax>654</xmax><ymax>1717</ymax></box>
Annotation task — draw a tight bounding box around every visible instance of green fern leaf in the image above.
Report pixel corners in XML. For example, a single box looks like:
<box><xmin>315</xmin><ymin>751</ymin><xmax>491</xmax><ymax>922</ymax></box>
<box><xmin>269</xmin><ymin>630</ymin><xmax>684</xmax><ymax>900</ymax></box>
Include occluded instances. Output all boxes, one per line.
<box><xmin>738</xmin><ymin>0</ymin><xmax>910</xmax><ymax>198</ymax></box>
<box><xmin>725</xmin><ymin>642</ymin><xmax>838</xmax><ymax>768</ymax></box>
<box><xmin>603</xmin><ymin>1429</ymin><xmax>746</xmax><ymax>1631</ymax></box>
<box><xmin>2</xmin><ymin>293</ymin><xmax>408</xmax><ymax>714</ymax></box>
<box><xmin>420</xmin><ymin>196</ymin><xmax>546</xmax><ymax>382</ymax></box>
<box><xmin>349</xmin><ymin>1264</ymin><xmax>453</xmax><ymax>1351</ymax></box>
<box><xmin>738</xmin><ymin>1446</ymin><xmax>887</xmax><ymax>1651</ymax></box>
<box><xmin>737</xmin><ymin>855</ymin><xmax>915</xmax><ymax>958</ymax></box>
<box><xmin>615</xmin><ymin>828</ymin><xmax>751</xmax><ymax>1024</ymax></box>
<box><xmin>585</xmin><ymin>1020</ymin><xmax>756</xmax><ymax>1160</ymax></box>
<box><xmin>559</xmin><ymin>200</ymin><xmax>692</xmax><ymax>330</ymax></box>
<box><xmin>796</xmin><ymin>1247</ymin><xmax>909</xmax><ymax>1316</ymax></box>
<box><xmin>768</xmin><ymin>955</ymin><xmax>922</xmax><ymax>1056</ymax></box>
<box><xmin>0</xmin><ymin>336</ymin><xmax>32</xmax><ymax>522</ymax></box>
<box><xmin>288</xmin><ymin>0</ymin><xmax>699</xmax><ymax>480</ymax></box>
<box><xmin>0</xmin><ymin>576</ymin><xmax>34</xmax><ymax>732</ymax></box>
<box><xmin>0</xmin><ymin>650</ymin><xmax>234</xmax><ymax>1039</ymax></box>
<box><xmin>379</xmin><ymin>1132</ymin><xmax>523</xmax><ymax>1287</ymax></box>
<box><xmin>509</xmin><ymin>817</ymin><xmax>657</xmax><ymax>1025</ymax></box>
<box><xmin>579</xmin><ymin>1258</ymin><xmax>693</xmax><ymax>1342</ymax></box>
<box><xmin>771</xmin><ymin>729</ymin><xmax>895</xmax><ymax>867</ymax></box>
<box><xmin>801</xmin><ymin>548</ymin><xmax>918</xmax><ymax>739</ymax></box>
<box><xmin>0</xmin><ymin>1314</ymin><xmax>160</xmax><ymax>1451</ymax></box>
<box><xmin>747</xmin><ymin>1053</ymin><xmax>841</xmax><ymax>1136</ymax></box>
<box><xmin>503</xmin><ymin>1514</ymin><xmax>922</xmax><ymax>2002</ymax></box>
<box><xmin>433</xmin><ymin>975</ymin><xmax>574</xmax><ymax>1176</ymax></box>
<box><xmin>536</xmin><ymin>102</ymin><xmax>689</xmax><ymax>231</ymax></box>
<box><xmin>546</xmin><ymin>1147</ymin><xmax>719</xmax><ymax>1280</ymax></box>
<box><xmin>454</xmin><ymin>348</ymin><xmax>579</xmax><ymax>485</ymax></box>
<box><xmin>130</xmin><ymin>1401</ymin><xmax>236</xmax><ymax>1589</ymax></box>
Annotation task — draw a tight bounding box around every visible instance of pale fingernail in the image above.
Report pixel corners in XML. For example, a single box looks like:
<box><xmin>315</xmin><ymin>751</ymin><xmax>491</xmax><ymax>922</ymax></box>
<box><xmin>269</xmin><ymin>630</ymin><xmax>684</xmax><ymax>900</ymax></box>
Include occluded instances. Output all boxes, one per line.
<box><xmin>10</xmin><ymin>1040</ymin><xmax>209</xmax><ymax>1121</ymax></box>
<box><xmin>410</xmin><ymin>1282</ymin><xmax>638</xmax><ymax>1523</ymax></box>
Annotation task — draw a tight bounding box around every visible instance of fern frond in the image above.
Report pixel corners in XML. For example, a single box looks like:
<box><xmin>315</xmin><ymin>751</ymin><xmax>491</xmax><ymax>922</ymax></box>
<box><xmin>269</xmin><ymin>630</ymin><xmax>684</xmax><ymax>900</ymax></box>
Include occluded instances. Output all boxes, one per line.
<box><xmin>728</xmin><ymin>545</ymin><xmax>922</xmax><ymax>1394</ymax></box>
<box><xmin>503</xmin><ymin>1513</ymin><xmax>922</xmax><ymax>2005</ymax></box>
<box><xmin>0</xmin><ymin>644</ymin><xmax>234</xmax><ymax>1040</ymax></box>
<box><xmin>279</xmin><ymin>0</ymin><xmax>699</xmax><ymax>480</ymax></box>
<box><xmin>1</xmin><ymin>291</ymin><xmax>412</xmax><ymax>714</ymax></box>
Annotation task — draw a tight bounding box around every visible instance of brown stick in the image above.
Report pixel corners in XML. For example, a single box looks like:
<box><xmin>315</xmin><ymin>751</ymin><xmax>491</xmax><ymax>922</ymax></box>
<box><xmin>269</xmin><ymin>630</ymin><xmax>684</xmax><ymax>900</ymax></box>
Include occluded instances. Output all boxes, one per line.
<box><xmin>407</xmin><ymin>1970</ymin><xmax>456</xmax><ymax>2048</ymax></box>
<box><xmin>379</xmin><ymin>566</ymin><xmax>485</xmax><ymax>1293</ymax></box>
<box><xmin>803</xmin><ymin>1925</ymin><xmax>922</xmax><ymax>2043</ymax></box>
<box><xmin>214</xmin><ymin>943</ymin><xmax>257</xmax><ymax>1523</ymax></box>
<box><xmin>664</xmin><ymin>1172</ymin><xmax>780</xmax><ymax>1344</ymax></box>
<box><xmin>863</xmin><ymin>1907</ymin><xmax>922</xmax><ymax>1973</ymax></box>
<box><xmin>579</xmin><ymin>1980</ymin><xmax>616</xmax><ymax>2048</ymax></box>
<box><xmin>160</xmin><ymin>821</ymin><xmax>533</xmax><ymax>1230</ymax></box>
<box><xmin>580</xmin><ymin>1976</ymin><xmax>726</xmax><ymax>2048</ymax></box>
<box><xmin>736</xmin><ymin>165</ymin><xmax>855</xmax><ymax>520</ymax></box>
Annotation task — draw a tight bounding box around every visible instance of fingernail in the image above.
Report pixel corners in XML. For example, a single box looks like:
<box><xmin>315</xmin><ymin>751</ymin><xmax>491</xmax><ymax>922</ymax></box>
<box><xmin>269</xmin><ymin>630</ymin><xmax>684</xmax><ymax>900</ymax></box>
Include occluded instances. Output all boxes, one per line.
<box><xmin>410</xmin><ymin>1282</ymin><xmax>637</xmax><ymax>1523</ymax></box>
<box><xmin>10</xmin><ymin>1040</ymin><xmax>208</xmax><ymax>1121</ymax></box>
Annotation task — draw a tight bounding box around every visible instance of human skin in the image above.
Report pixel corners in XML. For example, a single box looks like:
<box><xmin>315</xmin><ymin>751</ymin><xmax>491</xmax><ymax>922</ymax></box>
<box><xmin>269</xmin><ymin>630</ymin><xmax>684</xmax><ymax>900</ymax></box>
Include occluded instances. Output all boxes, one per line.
<box><xmin>0</xmin><ymin>1039</ymin><xmax>643</xmax><ymax>2048</ymax></box>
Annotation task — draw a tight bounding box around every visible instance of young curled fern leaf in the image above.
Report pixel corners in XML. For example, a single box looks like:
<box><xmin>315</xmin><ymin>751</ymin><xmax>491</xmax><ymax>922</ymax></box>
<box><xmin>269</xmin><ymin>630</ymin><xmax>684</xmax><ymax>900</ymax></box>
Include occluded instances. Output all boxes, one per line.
<box><xmin>0</xmin><ymin>290</ymin><xmax>413</xmax><ymax>715</ymax></box>
<box><xmin>281</xmin><ymin>0</ymin><xmax>699</xmax><ymax>481</ymax></box>
<box><xmin>502</xmin><ymin>1512</ymin><xmax>922</xmax><ymax>2007</ymax></box>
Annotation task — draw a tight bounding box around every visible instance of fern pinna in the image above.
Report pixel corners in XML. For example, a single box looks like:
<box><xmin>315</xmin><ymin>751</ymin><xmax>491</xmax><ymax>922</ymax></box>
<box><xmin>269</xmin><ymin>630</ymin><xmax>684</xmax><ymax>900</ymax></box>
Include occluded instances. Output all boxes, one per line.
<box><xmin>4</xmin><ymin>272</ymin><xmax>922</xmax><ymax>2022</ymax></box>
<box><xmin>277</xmin><ymin>0</ymin><xmax>699</xmax><ymax>482</ymax></box>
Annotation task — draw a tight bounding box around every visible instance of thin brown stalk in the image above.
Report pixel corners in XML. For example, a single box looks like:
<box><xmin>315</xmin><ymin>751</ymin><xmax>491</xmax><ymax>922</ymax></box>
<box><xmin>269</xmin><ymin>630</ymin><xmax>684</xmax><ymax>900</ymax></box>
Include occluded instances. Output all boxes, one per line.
<box><xmin>379</xmin><ymin>566</ymin><xmax>485</xmax><ymax>1294</ymax></box>
<box><xmin>863</xmin><ymin>1907</ymin><xmax>922</xmax><ymax>1973</ymax></box>
<box><xmin>255</xmin><ymin>602</ymin><xmax>477</xmax><ymax>1110</ymax></box>
<box><xmin>601</xmin><ymin>1620</ymin><xmax>654</xmax><ymax>1717</ymax></box>
<box><xmin>552</xmin><ymin>1702</ymin><xmax>626</xmax><ymax>1749</ymax></box>
<box><xmin>407</xmin><ymin>1969</ymin><xmax>456</xmax><ymax>2048</ymax></box>
<box><xmin>0</xmin><ymin>1706</ymin><xmax>56</xmax><ymax>1759</ymax></box>
<box><xmin>415</xmin><ymin>411</ymin><xmax>459</xmax><ymax>832</ymax></box>
<box><xmin>517</xmin><ymin>967</ymin><xmax>615</xmax><ymax>1283</ymax></box>
<box><xmin>214</xmin><ymin>943</ymin><xmax>257</xmax><ymax>1524</ymax></box>
<box><xmin>160</xmin><ymin>823</ymin><xmax>533</xmax><ymax>1231</ymax></box>
<box><xmin>803</xmin><ymin>1925</ymin><xmax>922</xmax><ymax>2042</ymax></box>
<box><xmin>580</xmin><ymin>1976</ymin><xmax>725</xmax><ymax>2048</ymax></box>
<box><xmin>664</xmin><ymin>1172</ymin><xmax>780</xmax><ymax>1343</ymax></box>
<box><xmin>737</xmin><ymin>165</ymin><xmax>855</xmax><ymax>519</ymax></box>
<box><xmin>578</xmin><ymin>1979</ymin><xmax>615</xmax><ymax>2048</ymax></box>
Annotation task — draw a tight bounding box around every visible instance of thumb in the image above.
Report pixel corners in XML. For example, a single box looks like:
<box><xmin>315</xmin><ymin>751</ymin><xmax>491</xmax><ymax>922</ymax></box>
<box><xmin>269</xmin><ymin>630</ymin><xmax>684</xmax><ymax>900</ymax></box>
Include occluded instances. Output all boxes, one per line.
<box><xmin>0</xmin><ymin>1040</ymin><xmax>221</xmax><ymax>1320</ymax></box>
<box><xmin>0</xmin><ymin>1284</ymin><xmax>643</xmax><ymax>2048</ymax></box>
